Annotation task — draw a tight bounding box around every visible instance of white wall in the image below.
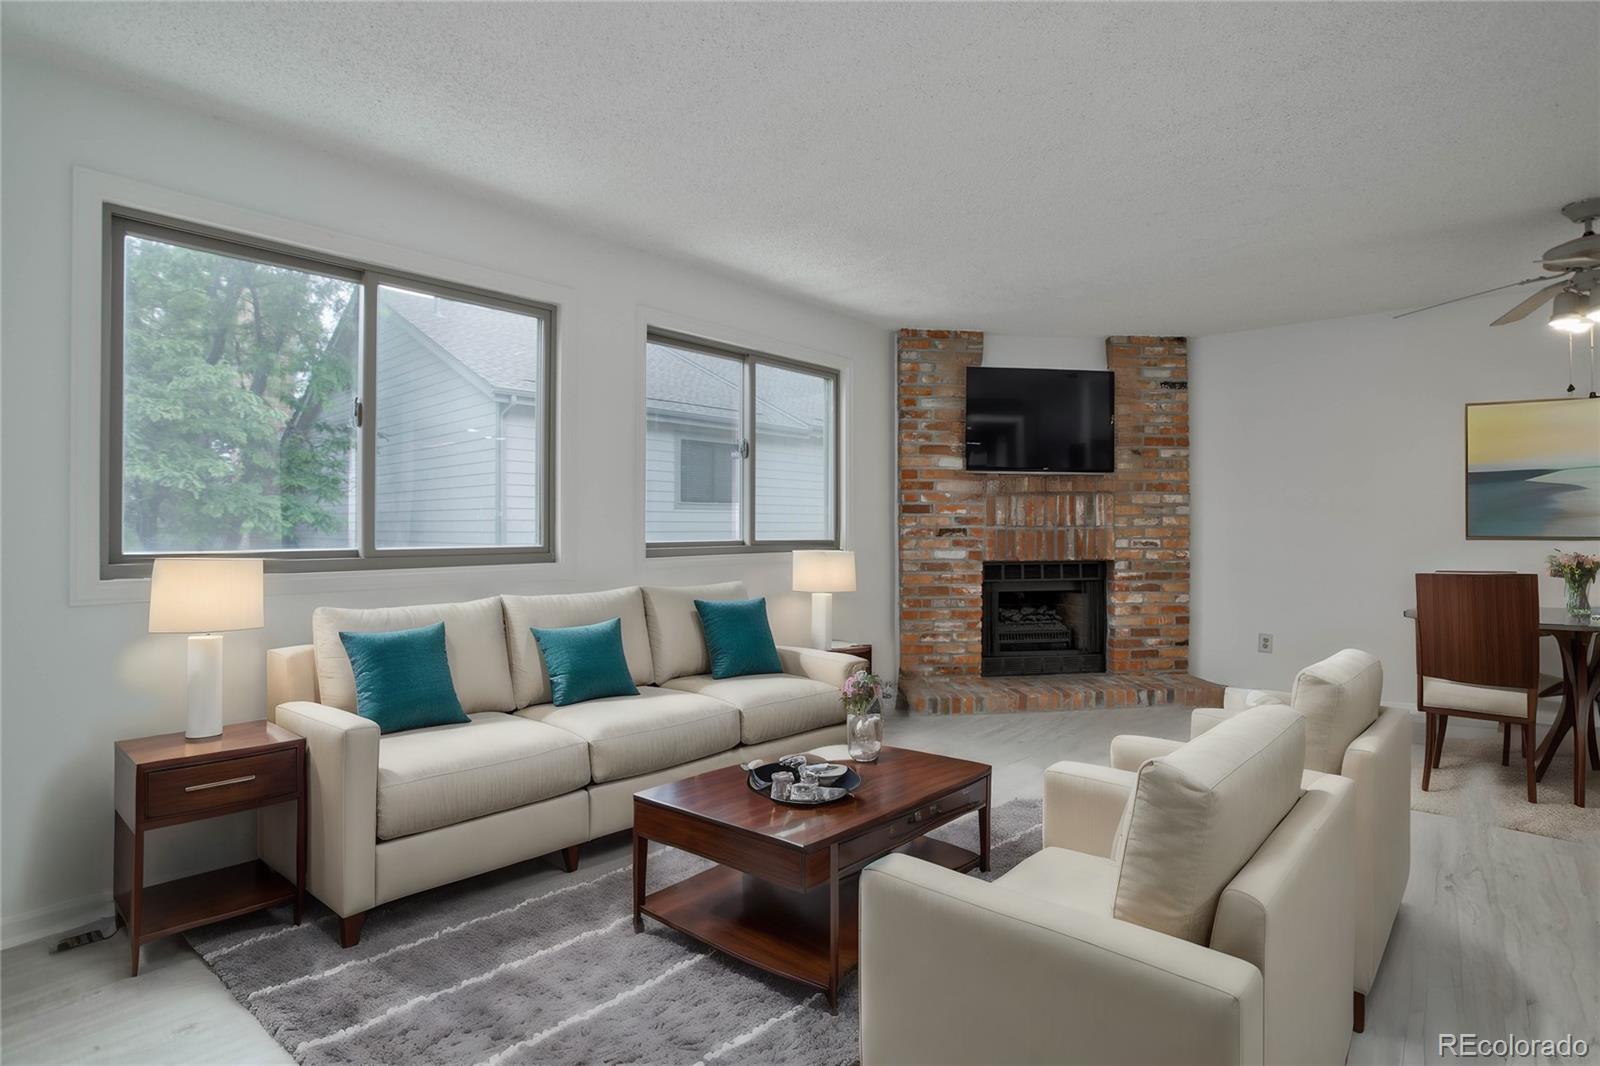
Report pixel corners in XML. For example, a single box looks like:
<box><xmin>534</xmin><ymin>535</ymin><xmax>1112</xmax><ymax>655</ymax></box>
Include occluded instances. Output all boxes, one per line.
<box><xmin>1191</xmin><ymin>301</ymin><xmax>1575</xmax><ymax>702</ymax></box>
<box><xmin>0</xmin><ymin>53</ymin><xmax>895</xmax><ymax>944</ymax></box>
<box><xmin>982</xmin><ymin>333</ymin><xmax>1106</xmax><ymax>370</ymax></box>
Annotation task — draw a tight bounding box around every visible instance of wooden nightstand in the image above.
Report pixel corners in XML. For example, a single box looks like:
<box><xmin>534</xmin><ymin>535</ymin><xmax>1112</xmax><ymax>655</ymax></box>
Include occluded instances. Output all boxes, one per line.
<box><xmin>114</xmin><ymin>721</ymin><xmax>307</xmax><ymax>976</ymax></box>
<box><xmin>830</xmin><ymin>641</ymin><xmax>872</xmax><ymax>672</ymax></box>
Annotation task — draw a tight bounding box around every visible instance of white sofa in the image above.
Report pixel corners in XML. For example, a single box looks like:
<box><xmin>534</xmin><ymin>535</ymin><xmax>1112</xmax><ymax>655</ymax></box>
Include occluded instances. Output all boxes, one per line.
<box><xmin>860</xmin><ymin>705</ymin><xmax>1357</xmax><ymax>1066</ymax></box>
<box><xmin>258</xmin><ymin>580</ymin><xmax>865</xmax><ymax>946</ymax></box>
<box><xmin>1123</xmin><ymin>648</ymin><xmax>1409</xmax><ymax>1032</ymax></box>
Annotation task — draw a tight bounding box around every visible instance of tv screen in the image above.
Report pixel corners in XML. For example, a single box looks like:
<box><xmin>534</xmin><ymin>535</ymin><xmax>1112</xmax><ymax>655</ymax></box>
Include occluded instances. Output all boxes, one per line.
<box><xmin>965</xmin><ymin>367</ymin><xmax>1114</xmax><ymax>473</ymax></box>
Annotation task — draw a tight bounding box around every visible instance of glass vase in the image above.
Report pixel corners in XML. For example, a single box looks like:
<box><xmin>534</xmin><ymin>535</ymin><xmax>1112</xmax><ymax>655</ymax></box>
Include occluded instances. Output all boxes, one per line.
<box><xmin>1566</xmin><ymin>576</ymin><xmax>1593</xmax><ymax>617</ymax></box>
<box><xmin>846</xmin><ymin>704</ymin><xmax>883</xmax><ymax>763</ymax></box>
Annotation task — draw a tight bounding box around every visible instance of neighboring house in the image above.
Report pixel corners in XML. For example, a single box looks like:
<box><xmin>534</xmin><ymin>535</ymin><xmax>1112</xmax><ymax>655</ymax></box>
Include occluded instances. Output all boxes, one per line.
<box><xmin>302</xmin><ymin>298</ymin><xmax>832</xmax><ymax>548</ymax></box>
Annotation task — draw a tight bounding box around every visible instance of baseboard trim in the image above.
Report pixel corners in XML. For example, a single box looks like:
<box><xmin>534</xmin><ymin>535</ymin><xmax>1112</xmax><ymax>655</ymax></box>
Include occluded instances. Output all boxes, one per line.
<box><xmin>2</xmin><ymin>890</ymin><xmax>115</xmax><ymax>950</ymax></box>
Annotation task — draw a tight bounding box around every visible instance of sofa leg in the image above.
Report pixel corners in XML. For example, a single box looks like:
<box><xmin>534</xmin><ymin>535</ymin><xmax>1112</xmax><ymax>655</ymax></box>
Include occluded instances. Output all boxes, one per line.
<box><xmin>339</xmin><ymin>911</ymin><xmax>368</xmax><ymax>948</ymax></box>
<box><xmin>560</xmin><ymin>845</ymin><xmax>581</xmax><ymax>873</ymax></box>
<box><xmin>1353</xmin><ymin>991</ymin><xmax>1365</xmax><ymax>1033</ymax></box>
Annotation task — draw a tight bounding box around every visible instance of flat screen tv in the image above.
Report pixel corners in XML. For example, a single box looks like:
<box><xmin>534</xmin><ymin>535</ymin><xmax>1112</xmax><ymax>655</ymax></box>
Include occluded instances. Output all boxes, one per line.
<box><xmin>965</xmin><ymin>367</ymin><xmax>1114</xmax><ymax>473</ymax></box>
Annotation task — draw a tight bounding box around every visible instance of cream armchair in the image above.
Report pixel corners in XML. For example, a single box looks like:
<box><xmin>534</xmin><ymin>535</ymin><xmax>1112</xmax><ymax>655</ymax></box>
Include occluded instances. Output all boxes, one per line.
<box><xmin>860</xmin><ymin>706</ymin><xmax>1356</xmax><ymax>1066</ymax></box>
<box><xmin>1181</xmin><ymin>649</ymin><xmax>1409</xmax><ymax>1031</ymax></box>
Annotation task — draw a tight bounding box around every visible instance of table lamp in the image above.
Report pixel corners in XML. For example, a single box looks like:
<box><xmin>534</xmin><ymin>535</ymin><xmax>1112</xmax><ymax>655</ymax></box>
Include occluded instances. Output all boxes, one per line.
<box><xmin>148</xmin><ymin>557</ymin><xmax>265</xmax><ymax>739</ymax></box>
<box><xmin>792</xmin><ymin>549</ymin><xmax>856</xmax><ymax>650</ymax></box>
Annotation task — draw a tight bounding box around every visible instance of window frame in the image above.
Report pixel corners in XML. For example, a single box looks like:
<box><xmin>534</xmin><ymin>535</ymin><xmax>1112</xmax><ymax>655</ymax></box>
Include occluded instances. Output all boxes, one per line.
<box><xmin>102</xmin><ymin>206</ymin><xmax>558</xmax><ymax>577</ymax></box>
<box><xmin>645</xmin><ymin>328</ymin><xmax>840</xmax><ymax>557</ymax></box>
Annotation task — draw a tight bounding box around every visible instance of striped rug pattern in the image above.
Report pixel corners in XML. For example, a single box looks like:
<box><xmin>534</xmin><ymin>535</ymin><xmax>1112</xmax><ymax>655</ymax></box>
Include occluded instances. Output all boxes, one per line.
<box><xmin>186</xmin><ymin>797</ymin><xmax>1045</xmax><ymax>1065</ymax></box>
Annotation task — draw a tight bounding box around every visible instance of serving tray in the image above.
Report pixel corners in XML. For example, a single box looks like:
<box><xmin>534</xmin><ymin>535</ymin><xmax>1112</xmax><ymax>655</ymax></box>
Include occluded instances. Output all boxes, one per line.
<box><xmin>747</xmin><ymin>762</ymin><xmax>862</xmax><ymax>805</ymax></box>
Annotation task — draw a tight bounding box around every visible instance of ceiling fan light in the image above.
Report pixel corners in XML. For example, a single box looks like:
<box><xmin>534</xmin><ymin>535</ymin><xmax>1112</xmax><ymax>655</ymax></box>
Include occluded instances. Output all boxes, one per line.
<box><xmin>1549</xmin><ymin>290</ymin><xmax>1595</xmax><ymax>332</ymax></box>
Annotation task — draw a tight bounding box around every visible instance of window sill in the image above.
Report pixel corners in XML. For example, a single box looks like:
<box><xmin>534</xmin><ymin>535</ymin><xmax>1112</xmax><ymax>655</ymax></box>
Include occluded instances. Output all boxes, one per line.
<box><xmin>645</xmin><ymin>542</ymin><xmax>839</xmax><ymax>560</ymax></box>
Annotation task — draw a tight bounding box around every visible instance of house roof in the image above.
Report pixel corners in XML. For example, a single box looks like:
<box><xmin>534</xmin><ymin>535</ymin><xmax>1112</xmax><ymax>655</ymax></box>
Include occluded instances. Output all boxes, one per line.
<box><xmin>381</xmin><ymin>287</ymin><xmax>539</xmax><ymax>396</ymax></box>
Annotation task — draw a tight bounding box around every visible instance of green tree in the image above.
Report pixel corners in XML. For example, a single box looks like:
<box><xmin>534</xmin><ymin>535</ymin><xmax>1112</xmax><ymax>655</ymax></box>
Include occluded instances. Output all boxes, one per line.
<box><xmin>121</xmin><ymin>236</ymin><xmax>357</xmax><ymax>551</ymax></box>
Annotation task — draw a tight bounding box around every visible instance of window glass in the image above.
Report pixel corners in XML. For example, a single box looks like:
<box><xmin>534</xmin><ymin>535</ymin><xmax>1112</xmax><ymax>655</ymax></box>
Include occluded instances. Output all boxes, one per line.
<box><xmin>754</xmin><ymin>361</ymin><xmax>836</xmax><ymax>542</ymax></box>
<box><xmin>645</xmin><ymin>340</ymin><xmax>742</xmax><ymax>543</ymax></box>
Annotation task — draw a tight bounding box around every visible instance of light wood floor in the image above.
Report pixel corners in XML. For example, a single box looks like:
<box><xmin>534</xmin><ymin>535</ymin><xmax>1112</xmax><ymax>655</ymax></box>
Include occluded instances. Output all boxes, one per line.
<box><xmin>3</xmin><ymin>707</ymin><xmax>1596</xmax><ymax>1065</ymax></box>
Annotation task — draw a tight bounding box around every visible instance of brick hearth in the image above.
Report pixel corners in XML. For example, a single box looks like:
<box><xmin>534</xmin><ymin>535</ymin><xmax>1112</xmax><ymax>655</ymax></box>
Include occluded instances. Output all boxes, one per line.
<box><xmin>897</xmin><ymin>329</ymin><xmax>1214</xmax><ymax>714</ymax></box>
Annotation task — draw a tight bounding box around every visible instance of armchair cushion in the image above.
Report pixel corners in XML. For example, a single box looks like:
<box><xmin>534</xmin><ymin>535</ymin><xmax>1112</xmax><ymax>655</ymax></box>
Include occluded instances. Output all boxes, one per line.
<box><xmin>661</xmin><ymin>673</ymin><xmax>842</xmax><ymax>744</ymax></box>
<box><xmin>1113</xmin><ymin>705</ymin><xmax>1306</xmax><ymax>944</ymax></box>
<box><xmin>996</xmin><ymin>846</ymin><xmax>1116</xmax><ymax>915</ymax></box>
<box><xmin>1285</xmin><ymin>649</ymin><xmax>1382</xmax><ymax>773</ymax></box>
<box><xmin>640</xmin><ymin>581</ymin><xmax>747</xmax><ymax>684</ymax></box>
<box><xmin>1109</xmin><ymin>734</ymin><xmax>1185</xmax><ymax>772</ymax></box>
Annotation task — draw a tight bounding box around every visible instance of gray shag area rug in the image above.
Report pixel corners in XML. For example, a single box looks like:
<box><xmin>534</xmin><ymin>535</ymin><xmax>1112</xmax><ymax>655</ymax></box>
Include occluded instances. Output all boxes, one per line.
<box><xmin>186</xmin><ymin>797</ymin><xmax>1044</xmax><ymax>1066</ymax></box>
<box><xmin>1411</xmin><ymin>733</ymin><xmax>1600</xmax><ymax>844</ymax></box>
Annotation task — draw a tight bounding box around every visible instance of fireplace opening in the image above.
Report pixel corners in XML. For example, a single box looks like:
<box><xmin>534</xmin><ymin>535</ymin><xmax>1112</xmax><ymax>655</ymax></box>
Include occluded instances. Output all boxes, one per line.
<box><xmin>981</xmin><ymin>561</ymin><xmax>1107</xmax><ymax>676</ymax></box>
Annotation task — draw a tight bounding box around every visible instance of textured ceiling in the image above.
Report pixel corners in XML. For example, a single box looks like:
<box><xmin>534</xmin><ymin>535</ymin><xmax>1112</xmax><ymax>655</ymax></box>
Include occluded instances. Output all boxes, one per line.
<box><xmin>6</xmin><ymin>2</ymin><xmax>1599</xmax><ymax>336</ymax></box>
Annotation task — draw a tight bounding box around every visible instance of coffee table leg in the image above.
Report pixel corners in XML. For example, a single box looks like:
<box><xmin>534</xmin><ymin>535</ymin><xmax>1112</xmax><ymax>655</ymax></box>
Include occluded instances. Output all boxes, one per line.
<box><xmin>632</xmin><ymin>831</ymin><xmax>647</xmax><ymax>932</ymax></box>
<box><xmin>980</xmin><ymin>776</ymin><xmax>992</xmax><ymax>873</ymax></box>
<box><xmin>827</xmin><ymin>843</ymin><xmax>840</xmax><ymax>1013</ymax></box>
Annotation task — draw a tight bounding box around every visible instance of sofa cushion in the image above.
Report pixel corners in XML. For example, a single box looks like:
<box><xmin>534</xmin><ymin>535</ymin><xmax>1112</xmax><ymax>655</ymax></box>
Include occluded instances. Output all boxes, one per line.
<box><xmin>313</xmin><ymin>597</ymin><xmax>514</xmax><ymax>714</ymax></box>
<box><xmin>640</xmin><ymin>581</ymin><xmax>747</xmax><ymax>684</ymax></box>
<box><xmin>1290</xmin><ymin>649</ymin><xmax>1382</xmax><ymax>774</ymax></box>
<box><xmin>997</xmin><ymin>847</ymin><xmax>1117</xmax><ymax>916</ymax></box>
<box><xmin>662</xmin><ymin>673</ymin><xmax>843</xmax><ymax>745</ymax></box>
<box><xmin>375</xmin><ymin>713</ymin><xmax>591</xmax><ymax>840</ymax></box>
<box><xmin>503</xmin><ymin>587</ymin><xmax>654</xmax><ymax>708</ymax></box>
<box><xmin>515</xmin><ymin>687</ymin><xmax>740</xmax><ymax>782</ymax></box>
<box><xmin>1112</xmin><ymin>704</ymin><xmax>1305</xmax><ymax>944</ymax></box>
<box><xmin>340</xmin><ymin>622</ymin><xmax>470</xmax><ymax>734</ymax></box>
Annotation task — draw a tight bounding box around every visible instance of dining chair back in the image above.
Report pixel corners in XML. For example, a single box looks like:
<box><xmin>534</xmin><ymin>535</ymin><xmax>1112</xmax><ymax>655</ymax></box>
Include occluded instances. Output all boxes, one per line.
<box><xmin>1414</xmin><ymin>572</ymin><xmax>1539</xmax><ymax>691</ymax></box>
<box><xmin>1414</xmin><ymin>571</ymin><xmax>1542</xmax><ymax>802</ymax></box>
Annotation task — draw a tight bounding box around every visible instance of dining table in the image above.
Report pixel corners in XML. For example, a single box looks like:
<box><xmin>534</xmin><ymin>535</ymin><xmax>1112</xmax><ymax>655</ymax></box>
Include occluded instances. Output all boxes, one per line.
<box><xmin>1403</xmin><ymin>606</ymin><xmax>1600</xmax><ymax>807</ymax></box>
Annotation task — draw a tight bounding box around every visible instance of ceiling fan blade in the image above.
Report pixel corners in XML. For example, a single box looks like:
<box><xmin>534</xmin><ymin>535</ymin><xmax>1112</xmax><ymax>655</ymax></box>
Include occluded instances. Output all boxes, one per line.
<box><xmin>1393</xmin><ymin>275</ymin><xmax>1568</xmax><ymax>320</ymax></box>
<box><xmin>1490</xmin><ymin>279</ymin><xmax>1571</xmax><ymax>325</ymax></box>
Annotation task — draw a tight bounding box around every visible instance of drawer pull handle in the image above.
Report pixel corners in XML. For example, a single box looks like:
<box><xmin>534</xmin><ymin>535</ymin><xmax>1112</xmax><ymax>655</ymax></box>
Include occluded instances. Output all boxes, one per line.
<box><xmin>185</xmin><ymin>774</ymin><xmax>256</xmax><ymax>793</ymax></box>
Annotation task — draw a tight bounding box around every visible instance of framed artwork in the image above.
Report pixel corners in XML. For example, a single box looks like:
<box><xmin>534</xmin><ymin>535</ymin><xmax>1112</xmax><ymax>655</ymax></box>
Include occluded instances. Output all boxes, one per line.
<box><xmin>1465</xmin><ymin>397</ymin><xmax>1600</xmax><ymax>539</ymax></box>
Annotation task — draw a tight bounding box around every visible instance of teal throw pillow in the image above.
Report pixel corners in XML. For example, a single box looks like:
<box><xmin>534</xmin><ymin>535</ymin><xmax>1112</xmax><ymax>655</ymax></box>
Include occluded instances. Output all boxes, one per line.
<box><xmin>339</xmin><ymin>622</ymin><xmax>469</xmax><ymax>734</ymax></box>
<box><xmin>531</xmin><ymin>617</ymin><xmax>640</xmax><ymax>706</ymax></box>
<box><xmin>694</xmin><ymin>597</ymin><xmax>783</xmax><ymax>679</ymax></box>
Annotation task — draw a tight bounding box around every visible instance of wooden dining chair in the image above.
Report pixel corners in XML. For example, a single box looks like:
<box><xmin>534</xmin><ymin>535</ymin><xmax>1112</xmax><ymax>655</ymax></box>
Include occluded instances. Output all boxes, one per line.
<box><xmin>1415</xmin><ymin>572</ymin><xmax>1546</xmax><ymax>802</ymax></box>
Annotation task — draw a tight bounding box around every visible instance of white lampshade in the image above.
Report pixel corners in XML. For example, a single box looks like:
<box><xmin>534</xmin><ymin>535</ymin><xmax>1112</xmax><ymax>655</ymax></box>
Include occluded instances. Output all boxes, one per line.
<box><xmin>793</xmin><ymin>550</ymin><xmax>856</xmax><ymax>593</ymax></box>
<box><xmin>148</xmin><ymin>558</ymin><xmax>265</xmax><ymax>634</ymax></box>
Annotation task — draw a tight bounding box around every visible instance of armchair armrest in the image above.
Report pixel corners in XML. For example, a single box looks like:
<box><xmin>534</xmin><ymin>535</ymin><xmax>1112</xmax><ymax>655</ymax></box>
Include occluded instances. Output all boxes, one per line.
<box><xmin>775</xmin><ymin>645</ymin><xmax>866</xmax><ymax>688</ymax></box>
<box><xmin>1224</xmin><ymin>687</ymin><xmax>1292</xmax><ymax>712</ymax></box>
<box><xmin>258</xmin><ymin>701</ymin><xmax>379</xmax><ymax>918</ymax></box>
<box><xmin>1043</xmin><ymin>760</ymin><xmax>1136</xmax><ymax>858</ymax></box>
<box><xmin>1110</xmin><ymin>734</ymin><xmax>1185</xmax><ymax>772</ymax></box>
<box><xmin>1339</xmin><ymin>705</ymin><xmax>1411</xmax><ymax>994</ymax></box>
<box><xmin>861</xmin><ymin>854</ymin><xmax>1264</xmax><ymax>1065</ymax></box>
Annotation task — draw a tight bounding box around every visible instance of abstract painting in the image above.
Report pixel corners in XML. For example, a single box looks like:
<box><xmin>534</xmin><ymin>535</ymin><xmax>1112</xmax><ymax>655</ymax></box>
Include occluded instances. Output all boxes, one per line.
<box><xmin>1466</xmin><ymin>397</ymin><xmax>1600</xmax><ymax>539</ymax></box>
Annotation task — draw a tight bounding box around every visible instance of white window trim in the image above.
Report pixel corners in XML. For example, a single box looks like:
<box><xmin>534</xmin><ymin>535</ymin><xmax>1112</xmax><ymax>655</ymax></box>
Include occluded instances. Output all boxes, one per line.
<box><xmin>635</xmin><ymin>306</ymin><xmax>850</xmax><ymax>562</ymax></box>
<box><xmin>68</xmin><ymin>168</ymin><xmax>575</xmax><ymax>606</ymax></box>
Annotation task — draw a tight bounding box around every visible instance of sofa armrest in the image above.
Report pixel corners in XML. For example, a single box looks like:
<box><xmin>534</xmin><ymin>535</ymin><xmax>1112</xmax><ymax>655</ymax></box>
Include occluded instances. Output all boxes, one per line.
<box><xmin>1110</xmin><ymin>734</ymin><xmax>1185</xmax><ymax>772</ymax></box>
<box><xmin>861</xmin><ymin>854</ymin><xmax>1264</xmax><ymax>1065</ymax></box>
<box><xmin>1339</xmin><ymin>705</ymin><xmax>1411</xmax><ymax>994</ymax></box>
<box><xmin>258</xmin><ymin>701</ymin><xmax>379</xmax><ymax>918</ymax></box>
<box><xmin>1042</xmin><ymin>760</ymin><xmax>1136</xmax><ymax>858</ymax></box>
<box><xmin>267</xmin><ymin>644</ymin><xmax>319</xmax><ymax>713</ymax></box>
<box><xmin>775</xmin><ymin>645</ymin><xmax>866</xmax><ymax>688</ymax></box>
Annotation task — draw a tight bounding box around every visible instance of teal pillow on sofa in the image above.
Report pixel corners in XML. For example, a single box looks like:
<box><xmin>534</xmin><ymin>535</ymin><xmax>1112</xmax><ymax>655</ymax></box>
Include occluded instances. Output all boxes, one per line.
<box><xmin>694</xmin><ymin>597</ymin><xmax>783</xmax><ymax>679</ymax></box>
<box><xmin>531</xmin><ymin>617</ymin><xmax>640</xmax><ymax>706</ymax></box>
<box><xmin>339</xmin><ymin>622</ymin><xmax>470</xmax><ymax>734</ymax></box>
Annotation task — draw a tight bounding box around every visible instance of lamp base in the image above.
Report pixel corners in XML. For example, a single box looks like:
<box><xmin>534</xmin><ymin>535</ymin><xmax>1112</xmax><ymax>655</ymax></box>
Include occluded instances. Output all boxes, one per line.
<box><xmin>186</xmin><ymin>633</ymin><xmax>224</xmax><ymax>739</ymax></box>
<box><xmin>810</xmin><ymin>592</ymin><xmax>833</xmax><ymax>651</ymax></box>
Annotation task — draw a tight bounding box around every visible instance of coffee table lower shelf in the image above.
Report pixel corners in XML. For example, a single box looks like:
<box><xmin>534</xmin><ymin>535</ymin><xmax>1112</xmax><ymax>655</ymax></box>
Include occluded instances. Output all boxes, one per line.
<box><xmin>638</xmin><ymin>835</ymin><xmax>978</xmax><ymax>996</ymax></box>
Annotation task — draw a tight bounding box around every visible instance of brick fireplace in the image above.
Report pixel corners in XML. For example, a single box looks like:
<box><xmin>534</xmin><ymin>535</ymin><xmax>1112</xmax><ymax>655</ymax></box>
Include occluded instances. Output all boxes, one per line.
<box><xmin>897</xmin><ymin>330</ymin><xmax>1220</xmax><ymax>714</ymax></box>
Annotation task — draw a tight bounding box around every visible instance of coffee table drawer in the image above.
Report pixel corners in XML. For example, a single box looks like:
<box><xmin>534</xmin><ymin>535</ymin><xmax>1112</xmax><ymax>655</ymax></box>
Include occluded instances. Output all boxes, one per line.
<box><xmin>146</xmin><ymin>749</ymin><xmax>299</xmax><ymax>819</ymax></box>
<box><xmin>837</xmin><ymin>779</ymin><xmax>987</xmax><ymax>869</ymax></box>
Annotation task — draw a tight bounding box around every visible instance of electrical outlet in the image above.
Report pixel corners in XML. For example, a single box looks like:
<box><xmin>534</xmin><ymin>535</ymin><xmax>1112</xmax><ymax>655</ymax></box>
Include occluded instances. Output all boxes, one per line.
<box><xmin>1257</xmin><ymin>633</ymin><xmax>1274</xmax><ymax>653</ymax></box>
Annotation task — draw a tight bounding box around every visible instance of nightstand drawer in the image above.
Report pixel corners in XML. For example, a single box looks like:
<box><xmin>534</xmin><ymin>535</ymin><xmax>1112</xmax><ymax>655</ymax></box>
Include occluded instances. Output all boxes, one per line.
<box><xmin>146</xmin><ymin>749</ymin><xmax>298</xmax><ymax>819</ymax></box>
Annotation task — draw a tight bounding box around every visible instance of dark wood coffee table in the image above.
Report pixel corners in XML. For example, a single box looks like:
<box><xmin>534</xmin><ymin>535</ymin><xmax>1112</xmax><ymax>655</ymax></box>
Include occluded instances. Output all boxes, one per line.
<box><xmin>631</xmin><ymin>746</ymin><xmax>991</xmax><ymax>1009</ymax></box>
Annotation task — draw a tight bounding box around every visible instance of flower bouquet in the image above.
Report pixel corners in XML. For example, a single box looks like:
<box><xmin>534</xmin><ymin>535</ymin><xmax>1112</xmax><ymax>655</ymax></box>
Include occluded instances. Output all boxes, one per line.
<box><xmin>1547</xmin><ymin>550</ymin><xmax>1600</xmax><ymax>616</ymax></box>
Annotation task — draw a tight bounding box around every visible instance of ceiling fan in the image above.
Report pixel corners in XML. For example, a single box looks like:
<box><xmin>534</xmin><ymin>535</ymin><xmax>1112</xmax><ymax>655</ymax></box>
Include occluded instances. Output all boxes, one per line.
<box><xmin>1396</xmin><ymin>196</ymin><xmax>1600</xmax><ymax>331</ymax></box>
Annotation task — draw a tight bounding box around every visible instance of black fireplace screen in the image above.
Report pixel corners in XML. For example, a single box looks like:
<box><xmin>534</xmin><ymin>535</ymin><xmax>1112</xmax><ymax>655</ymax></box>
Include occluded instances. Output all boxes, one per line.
<box><xmin>981</xmin><ymin>561</ymin><xmax>1107</xmax><ymax>676</ymax></box>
